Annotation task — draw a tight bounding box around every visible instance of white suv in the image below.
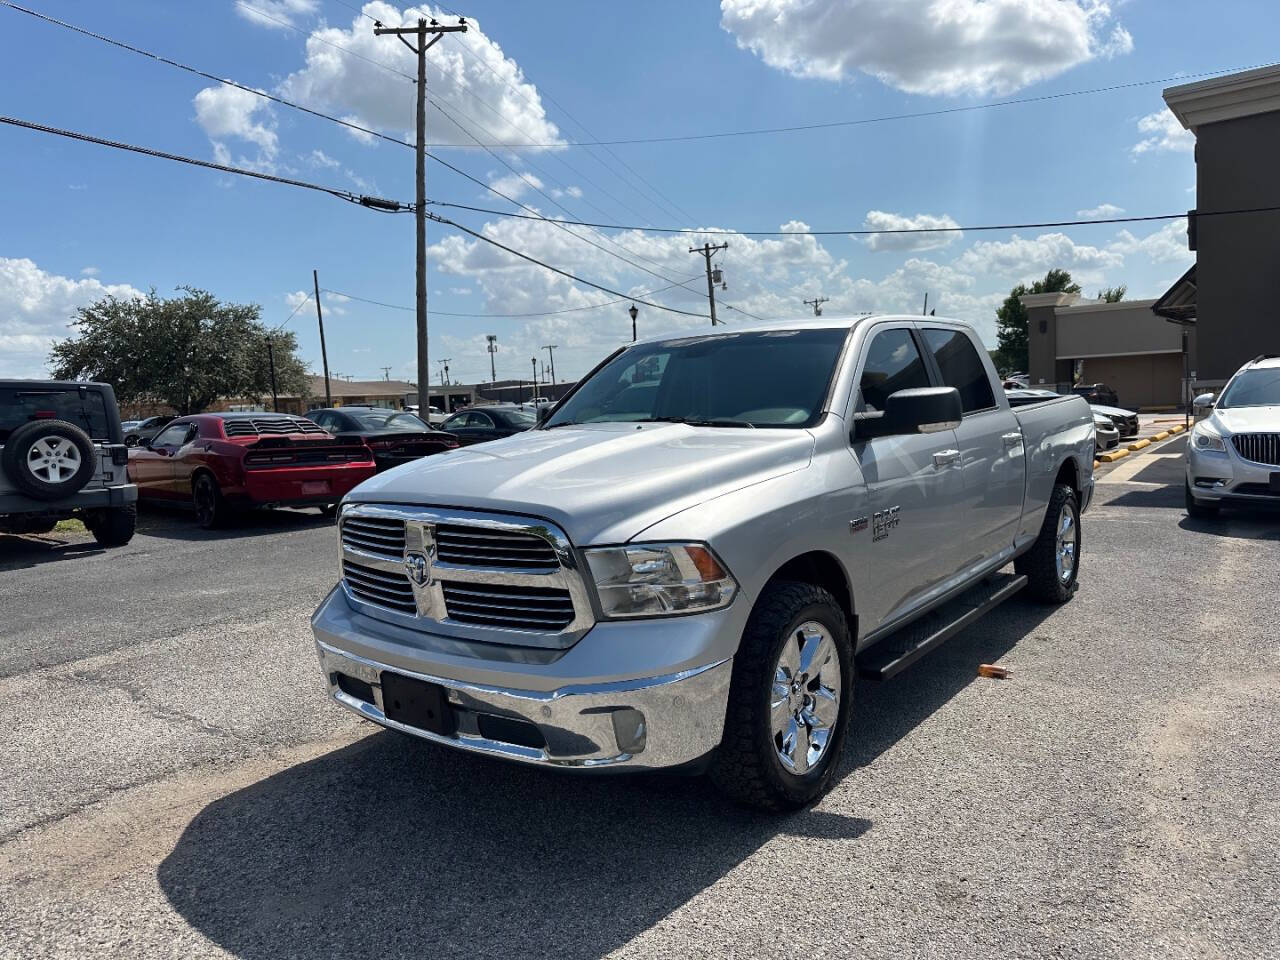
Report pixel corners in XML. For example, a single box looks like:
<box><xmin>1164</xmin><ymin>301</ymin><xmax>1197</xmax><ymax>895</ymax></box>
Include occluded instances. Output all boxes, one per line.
<box><xmin>1186</xmin><ymin>355</ymin><xmax>1280</xmax><ymax>517</ymax></box>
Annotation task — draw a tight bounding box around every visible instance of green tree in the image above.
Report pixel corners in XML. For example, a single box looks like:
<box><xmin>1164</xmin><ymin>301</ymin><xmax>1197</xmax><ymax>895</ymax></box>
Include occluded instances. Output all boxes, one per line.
<box><xmin>992</xmin><ymin>268</ymin><xmax>1081</xmax><ymax>375</ymax></box>
<box><xmin>49</xmin><ymin>287</ymin><xmax>308</xmax><ymax>414</ymax></box>
<box><xmin>1095</xmin><ymin>284</ymin><xmax>1127</xmax><ymax>303</ymax></box>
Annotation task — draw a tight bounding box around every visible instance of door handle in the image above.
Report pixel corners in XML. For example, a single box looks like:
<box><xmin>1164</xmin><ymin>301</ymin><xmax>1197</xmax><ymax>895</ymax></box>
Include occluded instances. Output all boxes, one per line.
<box><xmin>933</xmin><ymin>449</ymin><xmax>961</xmax><ymax>467</ymax></box>
<box><xmin>1002</xmin><ymin>432</ymin><xmax>1023</xmax><ymax>447</ymax></box>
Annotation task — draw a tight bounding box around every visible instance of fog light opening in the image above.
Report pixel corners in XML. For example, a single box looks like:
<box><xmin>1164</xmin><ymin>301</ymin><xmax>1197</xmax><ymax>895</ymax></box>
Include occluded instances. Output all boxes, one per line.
<box><xmin>611</xmin><ymin>708</ymin><xmax>647</xmax><ymax>755</ymax></box>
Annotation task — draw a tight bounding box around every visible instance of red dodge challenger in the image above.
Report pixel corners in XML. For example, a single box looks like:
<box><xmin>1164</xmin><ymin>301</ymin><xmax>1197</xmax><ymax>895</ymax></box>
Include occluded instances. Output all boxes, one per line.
<box><xmin>128</xmin><ymin>412</ymin><xmax>376</xmax><ymax>528</ymax></box>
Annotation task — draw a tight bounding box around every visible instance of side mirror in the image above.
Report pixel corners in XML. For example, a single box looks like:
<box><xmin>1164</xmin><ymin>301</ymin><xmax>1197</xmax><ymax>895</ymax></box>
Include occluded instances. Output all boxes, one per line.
<box><xmin>1192</xmin><ymin>392</ymin><xmax>1215</xmax><ymax>408</ymax></box>
<box><xmin>125</xmin><ymin>435</ymin><xmax>139</xmax><ymax>447</ymax></box>
<box><xmin>854</xmin><ymin>387</ymin><xmax>963</xmax><ymax>441</ymax></box>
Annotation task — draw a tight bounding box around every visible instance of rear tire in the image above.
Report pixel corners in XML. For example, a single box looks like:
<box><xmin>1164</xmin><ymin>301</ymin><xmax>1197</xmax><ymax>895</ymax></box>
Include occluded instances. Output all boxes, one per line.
<box><xmin>1</xmin><ymin>420</ymin><xmax>96</xmax><ymax>501</ymax></box>
<box><xmin>1185</xmin><ymin>481</ymin><xmax>1219</xmax><ymax>519</ymax></box>
<box><xmin>710</xmin><ymin>581</ymin><xmax>853</xmax><ymax>811</ymax></box>
<box><xmin>192</xmin><ymin>473</ymin><xmax>227</xmax><ymax>529</ymax></box>
<box><xmin>85</xmin><ymin>504</ymin><xmax>136</xmax><ymax>547</ymax></box>
<box><xmin>1016</xmin><ymin>483</ymin><xmax>1080</xmax><ymax>603</ymax></box>
<box><xmin>320</xmin><ymin>503</ymin><xmax>338</xmax><ymax>519</ymax></box>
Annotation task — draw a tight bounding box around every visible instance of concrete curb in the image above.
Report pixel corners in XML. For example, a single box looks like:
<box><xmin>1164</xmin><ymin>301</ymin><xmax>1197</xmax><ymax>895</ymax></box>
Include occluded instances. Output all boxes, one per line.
<box><xmin>1167</xmin><ymin>424</ymin><xmax>1186</xmax><ymax>435</ymax></box>
<box><xmin>1151</xmin><ymin>431</ymin><xmax>1171</xmax><ymax>441</ymax></box>
<box><xmin>1127</xmin><ymin>438</ymin><xmax>1152</xmax><ymax>451</ymax></box>
<box><xmin>1097</xmin><ymin>448</ymin><xmax>1130</xmax><ymax>463</ymax></box>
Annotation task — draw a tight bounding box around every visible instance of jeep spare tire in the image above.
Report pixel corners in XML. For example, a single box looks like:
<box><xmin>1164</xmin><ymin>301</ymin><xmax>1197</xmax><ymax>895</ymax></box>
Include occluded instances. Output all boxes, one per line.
<box><xmin>1</xmin><ymin>419</ymin><xmax>97</xmax><ymax>501</ymax></box>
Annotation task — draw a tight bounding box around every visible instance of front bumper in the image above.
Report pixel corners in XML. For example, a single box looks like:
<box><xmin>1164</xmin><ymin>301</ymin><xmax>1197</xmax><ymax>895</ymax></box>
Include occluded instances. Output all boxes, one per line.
<box><xmin>1186</xmin><ymin>442</ymin><xmax>1280</xmax><ymax>504</ymax></box>
<box><xmin>312</xmin><ymin>588</ymin><xmax>735</xmax><ymax>770</ymax></box>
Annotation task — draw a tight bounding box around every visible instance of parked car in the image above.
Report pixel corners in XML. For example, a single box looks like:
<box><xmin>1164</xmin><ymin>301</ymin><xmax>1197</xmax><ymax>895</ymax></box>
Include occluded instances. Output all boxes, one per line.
<box><xmin>1093</xmin><ymin>414</ymin><xmax>1120</xmax><ymax>450</ymax></box>
<box><xmin>1185</xmin><ymin>354</ymin><xmax>1280</xmax><ymax>517</ymax></box>
<box><xmin>1072</xmin><ymin>383</ymin><xmax>1120</xmax><ymax>407</ymax></box>
<box><xmin>307</xmin><ymin>407</ymin><xmax>458</xmax><ymax>472</ymax></box>
<box><xmin>119</xmin><ymin>419</ymin><xmax>141</xmax><ymax>434</ymax></box>
<box><xmin>439</xmin><ymin>405</ymin><xmax>537</xmax><ymax>446</ymax></box>
<box><xmin>0</xmin><ymin>379</ymin><xmax>137</xmax><ymax>546</ymax></box>
<box><xmin>313</xmin><ymin>315</ymin><xmax>1095</xmax><ymax>810</ymax></box>
<box><xmin>405</xmin><ymin>404</ymin><xmax>447</xmax><ymax>427</ymax></box>
<box><xmin>128</xmin><ymin>412</ymin><xmax>375</xmax><ymax>528</ymax></box>
<box><xmin>124</xmin><ymin>414</ymin><xmax>176</xmax><ymax>446</ymax></box>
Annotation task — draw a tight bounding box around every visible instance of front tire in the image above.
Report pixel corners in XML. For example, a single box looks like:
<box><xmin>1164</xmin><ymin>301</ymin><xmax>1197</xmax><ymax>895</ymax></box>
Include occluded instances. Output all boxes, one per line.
<box><xmin>710</xmin><ymin>582</ymin><xmax>853</xmax><ymax>811</ymax></box>
<box><xmin>192</xmin><ymin>474</ymin><xmax>228</xmax><ymax>529</ymax></box>
<box><xmin>1016</xmin><ymin>483</ymin><xmax>1081</xmax><ymax>603</ymax></box>
<box><xmin>85</xmin><ymin>504</ymin><xmax>137</xmax><ymax>547</ymax></box>
<box><xmin>1185</xmin><ymin>481</ymin><xmax>1220</xmax><ymax>519</ymax></box>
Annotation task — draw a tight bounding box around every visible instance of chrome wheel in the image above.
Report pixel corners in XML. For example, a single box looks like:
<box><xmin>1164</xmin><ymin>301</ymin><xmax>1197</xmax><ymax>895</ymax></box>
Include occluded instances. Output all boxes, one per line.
<box><xmin>770</xmin><ymin>621</ymin><xmax>842</xmax><ymax>776</ymax></box>
<box><xmin>27</xmin><ymin>436</ymin><xmax>81</xmax><ymax>483</ymax></box>
<box><xmin>1055</xmin><ymin>502</ymin><xmax>1077</xmax><ymax>583</ymax></box>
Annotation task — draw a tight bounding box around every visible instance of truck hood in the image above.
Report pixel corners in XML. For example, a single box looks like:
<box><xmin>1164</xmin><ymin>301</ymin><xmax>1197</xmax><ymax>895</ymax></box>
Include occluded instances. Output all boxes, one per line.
<box><xmin>1212</xmin><ymin>406</ymin><xmax>1280</xmax><ymax>433</ymax></box>
<box><xmin>348</xmin><ymin>421</ymin><xmax>816</xmax><ymax>545</ymax></box>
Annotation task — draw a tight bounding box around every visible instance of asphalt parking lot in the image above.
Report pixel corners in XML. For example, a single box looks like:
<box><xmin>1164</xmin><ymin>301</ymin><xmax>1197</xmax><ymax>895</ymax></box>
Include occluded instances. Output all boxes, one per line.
<box><xmin>2</xmin><ymin>459</ymin><xmax>1278</xmax><ymax>960</ymax></box>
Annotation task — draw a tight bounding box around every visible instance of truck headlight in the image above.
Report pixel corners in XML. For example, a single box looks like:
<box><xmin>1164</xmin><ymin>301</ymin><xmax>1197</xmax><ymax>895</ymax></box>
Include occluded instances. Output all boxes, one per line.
<box><xmin>585</xmin><ymin>543</ymin><xmax>737</xmax><ymax>618</ymax></box>
<box><xmin>1192</xmin><ymin>424</ymin><xmax>1226</xmax><ymax>452</ymax></box>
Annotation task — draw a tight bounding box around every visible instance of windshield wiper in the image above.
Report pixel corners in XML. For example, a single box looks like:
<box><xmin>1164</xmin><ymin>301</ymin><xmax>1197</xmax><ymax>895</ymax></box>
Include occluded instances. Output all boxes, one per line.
<box><xmin>638</xmin><ymin>416</ymin><xmax>756</xmax><ymax>428</ymax></box>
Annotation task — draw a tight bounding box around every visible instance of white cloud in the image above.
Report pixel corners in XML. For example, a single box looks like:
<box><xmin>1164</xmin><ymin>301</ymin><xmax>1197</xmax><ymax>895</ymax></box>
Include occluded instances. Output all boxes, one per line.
<box><xmin>0</xmin><ymin>258</ymin><xmax>143</xmax><ymax>378</ymax></box>
<box><xmin>1132</xmin><ymin>110</ymin><xmax>1194</xmax><ymax>155</ymax></box>
<box><xmin>489</xmin><ymin>171</ymin><xmax>546</xmax><ymax>200</ymax></box>
<box><xmin>277</xmin><ymin>3</ymin><xmax>564</xmax><ymax>149</ymax></box>
<box><xmin>861</xmin><ymin>210</ymin><xmax>963</xmax><ymax>252</ymax></box>
<box><xmin>193</xmin><ymin>84</ymin><xmax>279</xmax><ymax>167</ymax></box>
<box><xmin>80</xmin><ymin>266</ymin><xmax>100</xmax><ymax>277</ymax></box>
<box><xmin>720</xmin><ymin>0</ymin><xmax>1133</xmax><ymax>97</ymax></box>
<box><xmin>955</xmin><ymin>231</ymin><xmax>1124</xmax><ymax>283</ymax></box>
<box><xmin>234</xmin><ymin>0</ymin><xmax>318</xmax><ymax>29</ymax></box>
<box><xmin>306</xmin><ymin>149</ymin><xmax>340</xmax><ymax>169</ymax></box>
<box><xmin>1111</xmin><ymin>219</ymin><xmax>1192</xmax><ymax>265</ymax></box>
<box><xmin>552</xmin><ymin>185</ymin><xmax>584</xmax><ymax>200</ymax></box>
<box><xmin>1077</xmin><ymin>203</ymin><xmax>1125</xmax><ymax>219</ymax></box>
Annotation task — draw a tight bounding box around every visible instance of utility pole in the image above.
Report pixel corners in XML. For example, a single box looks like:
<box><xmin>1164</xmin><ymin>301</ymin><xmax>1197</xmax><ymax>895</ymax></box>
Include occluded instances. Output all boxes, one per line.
<box><xmin>803</xmin><ymin>296</ymin><xmax>829</xmax><ymax>317</ymax></box>
<box><xmin>437</xmin><ymin>358</ymin><xmax>452</xmax><ymax>386</ymax></box>
<box><xmin>542</xmin><ymin>344</ymin><xmax>558</xmax><ymax>384</ymax></box>
<box><xmin>313</xmin><ymin>269</ymin><xmax>332</xmax><ymax>406</ymax></box>
<box><xmin>486</xmin><ymin>334</ymin><xmax>498</xmax><ymax>382</ymax></box>
<box><xmin>266</xmin><ymin>338</ymin><xmax>279</xmax><ymax>412</ymax></box>
<box><xmin>379</xmin><ymin>366</ymin><xmax>392</xmax><ymax>380</ymax></box>
<box><xmin>689</xmin><ymin>241</ymin><xmax>729</xmax><ymax>326</ymax></box>
<box><xmin>373</xmin><ymin>15</ymin><xmax>467</xmax><ymax>424</ymax></box>
<box><xmin>922</xmin><ymin>292</ymin><xmax>929</xmax><ymax>316</ymax></box>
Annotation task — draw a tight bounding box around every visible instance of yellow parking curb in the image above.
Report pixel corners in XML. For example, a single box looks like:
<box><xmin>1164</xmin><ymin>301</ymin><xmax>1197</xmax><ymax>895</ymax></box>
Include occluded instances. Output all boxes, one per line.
<box><xmin>1127</xmin><ymin>438</ymin><xmax>1152</xmax><ymax>451</ymax></box>
<box><xmin>1167</xmin><ymin>424</ymin><xmax>1186</xmax><ymax>434</ymax></box>
<box><xmin>1097</xmin><ymin>448</ymin><xmax>1130</xmax><ymax>463</ymax></box>
<box><xmin>1151</xmin><ymin>431</ymin><xmax>1170</xmax><ymax>441</ymax></box>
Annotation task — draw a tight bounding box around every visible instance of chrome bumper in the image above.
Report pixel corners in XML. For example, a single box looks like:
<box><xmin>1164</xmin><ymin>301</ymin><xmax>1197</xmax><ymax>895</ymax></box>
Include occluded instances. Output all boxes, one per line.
<box><xmin>1186</xmin><ymin>443</ymin><xmax>1280</xmax><ymax>503</ymax></box>
<box><xmin>316</xmin><ymin>640</ymin><xmax>732</xmax><ymax>769</ymax></box>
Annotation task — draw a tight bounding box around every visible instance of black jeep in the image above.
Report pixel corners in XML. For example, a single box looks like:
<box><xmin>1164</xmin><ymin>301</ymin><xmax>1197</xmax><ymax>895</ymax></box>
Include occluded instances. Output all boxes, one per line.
<box><xmin>0</xmin><ymin>380</ymin><xmax>138</xmax><ymax>547</ymax></box>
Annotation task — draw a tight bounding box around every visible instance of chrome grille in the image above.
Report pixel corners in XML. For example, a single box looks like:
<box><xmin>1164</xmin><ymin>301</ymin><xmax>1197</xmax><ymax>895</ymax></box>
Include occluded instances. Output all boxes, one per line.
<box><xmin>336</xmin><ymin>504</ymin><xmax>593</xmax><ymax>648</ymax></box>
<box><xmin>342</xmin><ymin>559</ymin><xmax>415</xmax><ymax>613</ymax></box>
<box><xmin>341</xmin><ymin>515</ymin><xmax>406</xmax><ymax>560</ymax></box>
<box><xmin>442</xmin><ymin>582</ymin><xmax>575</xmax><ymax>630</ymax></box>
<box><xmin>1232</xmin><ymin>433</ymin><xmax>1280</xmax><ymax>466</ymax></box>
<box><xmin>435</xmin><ymin>524</ymin><xmax>559</xmax><ymax>569</ymax></box>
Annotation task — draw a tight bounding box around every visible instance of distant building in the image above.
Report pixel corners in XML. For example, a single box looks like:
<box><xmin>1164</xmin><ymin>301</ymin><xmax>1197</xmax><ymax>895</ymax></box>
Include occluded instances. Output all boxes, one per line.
<box><xmin>1155</xmin><ymin>65</ymin><xmax>1280</xmax><ymax>391</ymax></box>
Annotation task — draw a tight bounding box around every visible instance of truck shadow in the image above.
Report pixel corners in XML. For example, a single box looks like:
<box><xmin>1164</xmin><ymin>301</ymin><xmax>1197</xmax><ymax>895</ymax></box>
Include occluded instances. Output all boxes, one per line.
<box><xmin>135</xmin><ymin>504</ymin><xmax>333</xmax><ymax>542</ymax></box>
<box><xmin>156</xmin><ymin>599</ymin><xmax>1053</xmax><ymax>960</ymax></box>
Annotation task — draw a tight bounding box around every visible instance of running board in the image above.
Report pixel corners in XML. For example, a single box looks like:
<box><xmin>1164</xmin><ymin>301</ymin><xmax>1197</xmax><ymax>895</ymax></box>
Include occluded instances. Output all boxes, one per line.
<box><xmin>856</xmin><ymin>572</ymin><xmax>1028</xmax><ymax>681</ymax></box>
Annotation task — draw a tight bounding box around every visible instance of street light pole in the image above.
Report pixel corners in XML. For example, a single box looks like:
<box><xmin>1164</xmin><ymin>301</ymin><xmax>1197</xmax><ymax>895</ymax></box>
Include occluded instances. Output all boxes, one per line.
<box><xmin>373</xmin><ymin>16</ymin><xmax>467</xmax><ymax>419</ymax></box>
<box><xmin>629</xmin><ymin>303</ymin><xmax>638</xmax><ymax>342</ymax></box>
<box><xmin>266</xmin><ymin>337</ymin><xmax>279</xmax><ymax>412</ymax></box>
<box><xmin>530</xmin><ymin>357</ymin><xmax>538</xmax><ymax>402</ymax></box>
<box><xmin>486</xmin><ymin>334</ymin><xmax>498</xmax><ymax>382</ymax></box>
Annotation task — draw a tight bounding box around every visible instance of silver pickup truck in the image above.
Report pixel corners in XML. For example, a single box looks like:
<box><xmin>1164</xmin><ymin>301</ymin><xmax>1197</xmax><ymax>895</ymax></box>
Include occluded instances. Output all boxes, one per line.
<box><xmin>312</xmin><ymin>316</ymin><xmax>1095</xmax><ymax>809</ymax></box>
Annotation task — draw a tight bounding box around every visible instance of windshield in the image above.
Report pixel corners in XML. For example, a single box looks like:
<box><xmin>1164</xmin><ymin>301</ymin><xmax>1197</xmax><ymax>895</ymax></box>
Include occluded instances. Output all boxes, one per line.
<box><xmin>1218</xmin><ymin>368</ymin><xmax>1280</xmax><ymax>408</ymax></box>
<box><xmin>504</xmin><ymin>409</ymin><xmax>537</xmax><ymax>426</ymax></box>
<box><xmin>353</xmin><ymin>411</ymin><xmax>429</xmax><ymax>431</ymax></box>
<box><xmin>545</xmin><ymin>328</ymin><xmax>849</xmax><ymax>429</ymax></box>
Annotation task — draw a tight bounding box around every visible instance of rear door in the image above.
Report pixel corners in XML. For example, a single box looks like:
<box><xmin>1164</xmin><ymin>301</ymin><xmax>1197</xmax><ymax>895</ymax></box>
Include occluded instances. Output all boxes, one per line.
<box><xmin>920</xmin><ymin>326</ymin><xmax>1025</xmax><ymax>569</ymax></box>
<box><xmin>845</xmin><ymin>323</ymin><xmax>966</xmax><ymax>631</ymax></box>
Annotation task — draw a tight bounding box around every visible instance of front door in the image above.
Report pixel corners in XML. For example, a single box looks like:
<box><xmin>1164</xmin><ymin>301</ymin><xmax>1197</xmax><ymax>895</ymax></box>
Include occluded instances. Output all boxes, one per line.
<box><xmin>145</xmin><ymin>421</ymin><xmax>192</xmax><ymax>498</ymax></box>
<box><xmin>844</xmin><ymin>324</ymin><xmax>966</xmax><ymax>632</ymax></box>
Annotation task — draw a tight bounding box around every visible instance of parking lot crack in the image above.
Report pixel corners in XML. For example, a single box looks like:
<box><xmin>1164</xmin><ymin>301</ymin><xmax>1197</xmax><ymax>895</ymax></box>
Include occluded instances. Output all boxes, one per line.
<box><xmin>64</xmin><ymin>669</ymin><xmax>254</xmax><ymax>746</ymax></box>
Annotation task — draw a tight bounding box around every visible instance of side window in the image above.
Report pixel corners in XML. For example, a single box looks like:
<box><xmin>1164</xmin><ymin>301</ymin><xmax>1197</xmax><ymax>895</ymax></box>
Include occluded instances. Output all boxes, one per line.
<box><xmin>857</xmin><ymin>328</ymin><xmax>931</xmax><ymax>413</ymax></box>
<box><xmin>154</xmin><ymin>423</ymin><xmax>190</xmax><ymax>447</ymax></box>
<box><xmin>470</xmin><ymin>412</ymin><xmax>495</xmax><ymax>430</ymax></box>
<box><xmin>922</xmin><ymin>328</ymin><xmax>996</xmax><ymax>414</ymax></box>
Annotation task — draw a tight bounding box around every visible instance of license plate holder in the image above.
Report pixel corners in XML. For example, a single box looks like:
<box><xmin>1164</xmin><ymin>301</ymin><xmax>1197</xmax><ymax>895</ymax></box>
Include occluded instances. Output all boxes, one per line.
<box><xmin>301</xmin><ymin>480</ymin><xmax>330</xmax><ymax>495</ymax></box>
<box><xmin>380</xmin><ymin>672</ymin><xmax>454</xmax><ymax>736</ymax></box>
<box><xmin>1270</xmin><ymin>472</ymin><xmax>1280</xmax><ymax>494</ymax></box>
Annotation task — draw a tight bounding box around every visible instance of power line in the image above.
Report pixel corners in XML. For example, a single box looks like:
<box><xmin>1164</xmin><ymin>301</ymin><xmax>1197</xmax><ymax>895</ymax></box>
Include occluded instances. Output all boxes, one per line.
<box><xmin>322</xmin><ymin>275</ymin><xmax>704</xmax><ymax>318</ymax></box>
<box><xmin>0</xmin><ymin>114</ymin><xmax>409</xmax><ymax>209</ymax></box>
<box><xmin>424</xmin><ymin>61</ymin><xmax>1280</xmax><ymax>148</ymax></box>
<box><xmin>271</xmin><ymin>293</ymin><xmax>312</xmax><ymax>333</ymax></box>
<box><xmin>232</xmin><ymin>0</ymin><xmax>414</xmax><ymax>82</ymax></box>
<box><xmin>426</xmin><ymin>200</ymin><xmax>1280</xmax><ymax>237</ymax></box>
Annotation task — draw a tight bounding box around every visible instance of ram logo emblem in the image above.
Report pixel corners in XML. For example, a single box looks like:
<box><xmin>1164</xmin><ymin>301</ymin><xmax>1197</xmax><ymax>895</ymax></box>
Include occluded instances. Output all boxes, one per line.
<box><xmin>404</xmin><ymin>552</ymin><xmax>432</xmax><ymax>587</ymax></box>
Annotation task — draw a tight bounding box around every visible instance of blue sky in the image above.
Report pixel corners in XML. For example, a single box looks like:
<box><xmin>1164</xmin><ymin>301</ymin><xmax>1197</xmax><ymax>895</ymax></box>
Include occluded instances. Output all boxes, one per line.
<box><xmin>1</xmin><ymin>0</ymin><xmax>1274</xmax><ymax>384</ymax></box>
